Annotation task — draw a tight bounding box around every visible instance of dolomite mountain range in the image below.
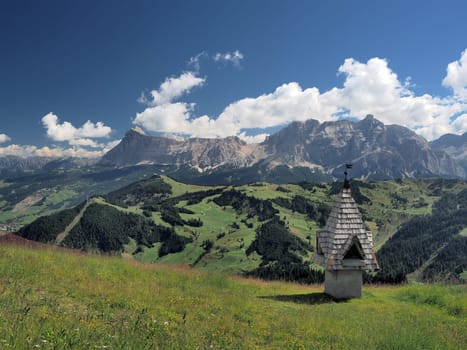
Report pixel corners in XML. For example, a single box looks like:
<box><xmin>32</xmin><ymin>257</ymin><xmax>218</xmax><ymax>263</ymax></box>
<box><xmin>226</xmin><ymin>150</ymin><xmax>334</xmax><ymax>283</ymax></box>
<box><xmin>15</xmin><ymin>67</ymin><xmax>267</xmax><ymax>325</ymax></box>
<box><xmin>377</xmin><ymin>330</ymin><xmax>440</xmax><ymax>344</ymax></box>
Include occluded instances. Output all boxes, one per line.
<box><xmin>1</xmin><ymin>115</ymin><xmax>466</xmax><ymax>180</ymax></box>
<box><xmin>100</xmin><ymin>115</ymin><xmax>466</xmax><ymax>179</ymax></box>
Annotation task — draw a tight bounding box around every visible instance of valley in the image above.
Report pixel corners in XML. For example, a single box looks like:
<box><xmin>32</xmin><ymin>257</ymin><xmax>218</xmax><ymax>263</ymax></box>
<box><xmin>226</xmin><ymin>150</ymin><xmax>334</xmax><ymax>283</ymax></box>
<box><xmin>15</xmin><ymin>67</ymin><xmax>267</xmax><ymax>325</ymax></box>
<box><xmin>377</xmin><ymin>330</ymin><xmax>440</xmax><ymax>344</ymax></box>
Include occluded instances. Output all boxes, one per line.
<box><xmin>13</xmin><ymin>175</ymin><xmax>467</xmax><ymax>284</ymax></box>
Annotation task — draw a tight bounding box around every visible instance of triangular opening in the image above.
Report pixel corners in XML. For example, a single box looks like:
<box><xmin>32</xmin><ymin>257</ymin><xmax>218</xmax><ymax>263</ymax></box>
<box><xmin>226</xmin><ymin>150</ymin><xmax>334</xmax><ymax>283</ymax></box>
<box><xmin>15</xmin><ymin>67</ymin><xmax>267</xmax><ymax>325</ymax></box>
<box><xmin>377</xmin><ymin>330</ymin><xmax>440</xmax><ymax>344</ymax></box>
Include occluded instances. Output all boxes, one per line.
<box><xmin>316</xmin><ymin>237</ymin><xmax>323</xmax><ymax>255</ymax></box>
<box><xmin>344</xmin><ymin>238</ymin><xmax>365</xmax><ymax>260</ymax></box>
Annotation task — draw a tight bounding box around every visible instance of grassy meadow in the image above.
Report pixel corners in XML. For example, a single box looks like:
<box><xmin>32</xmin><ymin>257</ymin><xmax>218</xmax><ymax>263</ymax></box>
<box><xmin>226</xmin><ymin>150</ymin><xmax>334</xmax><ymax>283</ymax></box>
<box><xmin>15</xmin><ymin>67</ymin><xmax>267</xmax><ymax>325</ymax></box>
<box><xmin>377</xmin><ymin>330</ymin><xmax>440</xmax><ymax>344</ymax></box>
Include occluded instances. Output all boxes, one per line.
<box><xmin>0</xmin><ymin>242</ymin><xmax>465</xmax><ymax>349</ymax></box>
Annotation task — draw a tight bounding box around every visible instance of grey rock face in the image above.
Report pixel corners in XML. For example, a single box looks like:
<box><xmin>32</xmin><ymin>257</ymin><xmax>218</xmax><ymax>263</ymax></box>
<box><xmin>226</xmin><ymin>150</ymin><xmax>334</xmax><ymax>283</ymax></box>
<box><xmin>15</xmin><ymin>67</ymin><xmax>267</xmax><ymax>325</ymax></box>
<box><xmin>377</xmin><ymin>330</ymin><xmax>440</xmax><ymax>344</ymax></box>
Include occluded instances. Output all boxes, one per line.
<box><xmin>430</xmin><ymin>132</ymin><xmax>467</xmax><ymax>171</ymax></box>
<box><xmin>100</xmin><ymin>117</ymin><xmax>466</xmax><ymax>179</ymax></box>
<box><xmin>0</xmin><ymin>156</ymin><xmax>53</xmax><ymax>171</ymax></box>
<box><xmin>100</xmin><ymin>128</ymin><xmax>264</xmax><ymax>168</ymax></box>
<box><xmin>262</xmin><ymin>115</ymin><xmax>465</xmax><ymax>179</ymax></box>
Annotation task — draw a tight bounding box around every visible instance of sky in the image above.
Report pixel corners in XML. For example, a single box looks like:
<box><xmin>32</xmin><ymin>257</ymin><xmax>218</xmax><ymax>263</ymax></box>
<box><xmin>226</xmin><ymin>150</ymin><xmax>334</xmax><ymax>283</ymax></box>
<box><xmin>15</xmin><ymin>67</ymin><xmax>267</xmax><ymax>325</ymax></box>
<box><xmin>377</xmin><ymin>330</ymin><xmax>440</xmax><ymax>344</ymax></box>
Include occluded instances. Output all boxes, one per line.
<box><xmin>1</xmin><ymin>0</ymin><xmax>467</xmax><ymax>158</ymax></box>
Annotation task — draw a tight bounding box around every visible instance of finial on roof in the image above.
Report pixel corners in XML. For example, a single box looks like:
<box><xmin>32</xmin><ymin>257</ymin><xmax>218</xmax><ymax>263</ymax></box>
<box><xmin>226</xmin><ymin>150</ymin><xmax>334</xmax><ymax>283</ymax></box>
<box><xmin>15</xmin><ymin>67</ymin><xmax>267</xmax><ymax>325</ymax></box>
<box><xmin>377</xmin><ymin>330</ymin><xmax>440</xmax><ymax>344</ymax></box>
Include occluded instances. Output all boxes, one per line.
<box><xmin>343</xmin><ymin>163</ymin><xmax>352</xmax><ymax>189</ymax></box>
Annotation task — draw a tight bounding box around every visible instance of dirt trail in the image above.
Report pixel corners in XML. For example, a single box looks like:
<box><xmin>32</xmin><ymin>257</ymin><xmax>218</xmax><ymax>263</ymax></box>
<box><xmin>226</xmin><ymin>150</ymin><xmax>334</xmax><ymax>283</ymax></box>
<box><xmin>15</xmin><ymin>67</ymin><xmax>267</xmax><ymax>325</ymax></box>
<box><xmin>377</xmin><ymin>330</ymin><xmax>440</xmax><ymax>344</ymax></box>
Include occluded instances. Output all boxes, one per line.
<box><xmin>55</xmin><ymin>199</ymin><xmax>94</xmax><ymax>244</ymax></box>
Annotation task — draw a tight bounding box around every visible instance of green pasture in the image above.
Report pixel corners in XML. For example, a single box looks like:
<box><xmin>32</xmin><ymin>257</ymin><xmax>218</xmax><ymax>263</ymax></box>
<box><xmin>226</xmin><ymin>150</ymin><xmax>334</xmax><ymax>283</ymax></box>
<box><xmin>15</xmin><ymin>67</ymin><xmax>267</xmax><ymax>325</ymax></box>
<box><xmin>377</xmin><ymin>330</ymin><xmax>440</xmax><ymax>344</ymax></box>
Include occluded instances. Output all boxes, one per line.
<box><xmin>0</xmin><ymin>244</ymin><xmax>465</xmax><ymax>349</ymax></box>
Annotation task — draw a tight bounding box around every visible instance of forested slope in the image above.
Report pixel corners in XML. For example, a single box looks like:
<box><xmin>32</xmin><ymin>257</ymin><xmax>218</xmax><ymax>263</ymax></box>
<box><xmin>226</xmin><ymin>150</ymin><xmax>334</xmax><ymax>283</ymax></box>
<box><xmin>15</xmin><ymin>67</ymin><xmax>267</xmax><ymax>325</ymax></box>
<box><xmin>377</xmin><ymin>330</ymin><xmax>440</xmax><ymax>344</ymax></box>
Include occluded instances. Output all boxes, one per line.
<box><xmin>17</xmin><ymin>176</ymin><xmax>467</xmax><ymax>283</ymax></box>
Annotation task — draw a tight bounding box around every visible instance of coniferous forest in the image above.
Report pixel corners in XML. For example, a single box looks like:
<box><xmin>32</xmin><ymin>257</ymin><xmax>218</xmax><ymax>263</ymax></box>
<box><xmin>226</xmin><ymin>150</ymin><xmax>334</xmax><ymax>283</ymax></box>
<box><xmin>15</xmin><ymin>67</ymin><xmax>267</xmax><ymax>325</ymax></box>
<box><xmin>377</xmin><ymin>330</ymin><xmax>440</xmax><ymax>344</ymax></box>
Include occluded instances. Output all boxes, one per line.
<box><xmin>374</xmin><ymin>189</ymin><xmax>467</xmax><ymax>283</ymax></box>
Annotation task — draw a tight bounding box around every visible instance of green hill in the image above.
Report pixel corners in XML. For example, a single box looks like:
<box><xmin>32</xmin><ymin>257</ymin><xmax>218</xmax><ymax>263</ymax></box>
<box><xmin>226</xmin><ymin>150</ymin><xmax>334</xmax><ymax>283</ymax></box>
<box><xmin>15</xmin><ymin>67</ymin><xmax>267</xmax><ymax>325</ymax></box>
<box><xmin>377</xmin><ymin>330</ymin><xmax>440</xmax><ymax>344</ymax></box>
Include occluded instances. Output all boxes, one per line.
<box><xmin>17</xmin><ymin>176</ymin><xmax>467</xmax><ymax>283</ymax></box>
<box><xmin>0</xmin><ymin>242</ymin><xmax>465</xmax><ymax>349</ymax></box>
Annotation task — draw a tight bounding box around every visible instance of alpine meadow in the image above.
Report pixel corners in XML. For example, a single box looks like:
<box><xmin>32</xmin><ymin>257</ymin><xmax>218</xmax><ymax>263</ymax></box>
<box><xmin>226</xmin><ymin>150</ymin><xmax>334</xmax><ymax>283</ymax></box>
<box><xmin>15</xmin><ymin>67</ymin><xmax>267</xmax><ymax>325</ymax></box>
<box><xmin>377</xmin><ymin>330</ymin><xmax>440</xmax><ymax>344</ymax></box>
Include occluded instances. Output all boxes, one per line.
<box><xmin>2</xmin><ymin>1</ymin><xmax>467</xmax><ymax>349</ymax></box>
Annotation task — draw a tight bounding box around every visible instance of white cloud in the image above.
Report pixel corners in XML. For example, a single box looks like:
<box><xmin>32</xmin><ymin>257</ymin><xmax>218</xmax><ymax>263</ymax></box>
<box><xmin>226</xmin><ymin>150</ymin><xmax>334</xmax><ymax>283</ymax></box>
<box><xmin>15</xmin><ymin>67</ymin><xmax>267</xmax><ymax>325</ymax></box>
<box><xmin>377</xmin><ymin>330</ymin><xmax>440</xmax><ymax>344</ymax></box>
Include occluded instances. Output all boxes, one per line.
<box><xmin>133</xmin><ymin>81</ymin><xmax>337</xmax><ymax>142</ymax></box>
<box><xmin>188</xmin><ymin>51</ymin><xmax>208</xmax><ymax>71</ymax></box>
<box><xmin>450</xmin><ymin>113</ymin><xmax>467</xmax><ymax>133</ymax></box>
<box><xmin>68</xmin><ymin>138</ymin><xmax>100</xmax><ymax>148</ymax></box>
<box><xmin>134</xmin><ymin>102</ymin><xmax>194</xmax><ymax>133</ymax></box>
<box><xmin>0</xmin><ymin>133</ymin><xmax>10</xmax><ymax>144</ymax></box>
<box><xmin>138</xmin><ymin>72</ymin><xmax>205</xmax><ymax>107</ymax></box>
<box><xmin>134</xmin><ymin>72</ymin><xmax>208</xmax><ymax>137</ymax></box>
<box><xmin>0</xmin><ymin>144</ymin><xmax>37</xmax><ymax>157</ymax></box>
<box><xmin>238</xmin><ymin>132</ymin><xmax>270</xmax><ymax>144</ymax></box>
<box><xmin>134</xmin><ymin>50</ymin><xmax>467</xmax><ymax>142</ymax></box>
<box><xmin>213</xmin><ymin>50</ymin><xmax>244</xmax><ymax>68</ymax></box>
<box><xmin>8</xmin><ymin>112</ymin><xmax>119</xmax><ymax>158</ymax></box>
<box><xmin>0</xmin><ymin>144</ymin><xmax>106</xmax><ymax>158</ymax></box>
<box><xmin>443</xmin><ymin>49</ymin><xmax>467</xmax><ymax>99</ymax></box>
<box><xmin>188</xmin><ymin>50</ymin><xmax>244</xmax><ymax>71</ymax></box>
<box><xmin>41</xmin><ymin>113</ymin><xmax>112</xmax><ymax>144</ymax></box>
<box><xmin>326</xmin><ymin>57</ymin><xmax>467</xmax><ymax>139</ymax></box>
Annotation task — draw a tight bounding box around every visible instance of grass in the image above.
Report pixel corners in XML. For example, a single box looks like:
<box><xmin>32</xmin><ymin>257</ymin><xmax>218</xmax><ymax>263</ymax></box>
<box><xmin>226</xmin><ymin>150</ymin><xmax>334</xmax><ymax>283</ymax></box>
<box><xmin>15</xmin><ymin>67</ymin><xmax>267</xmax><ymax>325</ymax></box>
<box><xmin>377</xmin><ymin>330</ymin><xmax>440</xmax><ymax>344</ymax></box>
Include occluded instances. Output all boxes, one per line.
<box><xmin>162</xmin><ymin>176</ymin><xmax>214</xmax><ymax>197</ymax></box>
<box><xmin>0</xmin><ymin>243</ymin><xmax>466</xmax><ymax>349</ymax></box>
<box><xmin>0</xmin><ymin>189</ymin><xmax>78</xmax><ymax>225</ymax></box>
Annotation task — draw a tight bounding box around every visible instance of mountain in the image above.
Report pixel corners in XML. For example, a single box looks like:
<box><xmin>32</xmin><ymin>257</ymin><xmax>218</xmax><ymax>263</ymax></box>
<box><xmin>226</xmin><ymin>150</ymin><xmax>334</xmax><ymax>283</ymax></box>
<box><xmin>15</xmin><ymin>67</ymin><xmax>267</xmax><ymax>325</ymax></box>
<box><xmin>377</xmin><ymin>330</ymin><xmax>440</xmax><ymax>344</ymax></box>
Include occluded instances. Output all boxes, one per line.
<box><xmin>263</xmin><ymin>115</ymin><xmax>465</xmax><ymax>179</ymax></box>
<box><xmin>100</xmin><ymin>116</ymin><xmax>465</xmax><ymax>179</ymax></box>
<box><xmin>99</xmin><ymin>127</ymin><xmax>264</xmax><ymax>169</ymax></box>
<box><xmin>0</xmin><ymin>155</ymin><xmax>98</xmax><ymax>172</ymax></box>
<box><xmin>430</xmin><ymin>132</ymin><xmax>467</xmax><ymax>171</ymax></box>
<box><xmin>0</xmin><ymin>156</ymin><xmax>54</xmax><ymax>171</ymax></box>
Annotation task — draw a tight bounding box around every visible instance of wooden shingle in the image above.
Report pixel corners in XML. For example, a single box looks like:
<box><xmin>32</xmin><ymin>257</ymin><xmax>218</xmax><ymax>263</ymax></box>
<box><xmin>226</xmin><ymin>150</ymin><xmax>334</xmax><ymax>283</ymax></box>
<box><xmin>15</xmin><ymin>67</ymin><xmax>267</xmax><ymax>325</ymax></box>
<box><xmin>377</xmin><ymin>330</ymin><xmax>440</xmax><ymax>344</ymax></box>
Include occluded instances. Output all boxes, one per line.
<box><xmin>313</xmin><ymin>186</ymin><xmax>379</xmax><ymax>271</ymax></box>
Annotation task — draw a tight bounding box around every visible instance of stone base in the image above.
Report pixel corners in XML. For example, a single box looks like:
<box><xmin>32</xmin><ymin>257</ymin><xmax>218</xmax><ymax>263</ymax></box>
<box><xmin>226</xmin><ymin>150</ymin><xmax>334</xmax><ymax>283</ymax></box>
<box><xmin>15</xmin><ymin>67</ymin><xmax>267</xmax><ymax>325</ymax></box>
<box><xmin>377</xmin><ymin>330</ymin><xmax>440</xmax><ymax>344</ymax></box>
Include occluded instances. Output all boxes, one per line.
<box><xmin>324</xmin><ymin>269</ymin><xmax>362</xmax><ymax>299</ymax></box>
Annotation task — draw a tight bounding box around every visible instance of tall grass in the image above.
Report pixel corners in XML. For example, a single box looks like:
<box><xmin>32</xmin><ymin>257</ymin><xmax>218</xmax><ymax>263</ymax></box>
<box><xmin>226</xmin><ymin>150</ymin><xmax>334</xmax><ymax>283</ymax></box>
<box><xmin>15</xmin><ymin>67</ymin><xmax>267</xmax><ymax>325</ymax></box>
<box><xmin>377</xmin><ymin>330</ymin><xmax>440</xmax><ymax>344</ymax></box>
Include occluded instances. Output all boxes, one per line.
<box><xmin>1</xmin><ymin>244</ymin><xmax>465</xmax><ymax>349</ymax></box>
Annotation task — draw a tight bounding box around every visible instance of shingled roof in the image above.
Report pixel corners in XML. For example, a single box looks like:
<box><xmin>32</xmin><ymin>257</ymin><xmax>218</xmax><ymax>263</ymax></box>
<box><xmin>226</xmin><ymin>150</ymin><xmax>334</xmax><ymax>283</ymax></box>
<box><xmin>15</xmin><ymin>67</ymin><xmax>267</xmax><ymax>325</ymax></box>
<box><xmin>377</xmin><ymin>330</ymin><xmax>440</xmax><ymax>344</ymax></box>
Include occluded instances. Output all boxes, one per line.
<box><xmin>314</xmin><ymin>185</ymin><xmax>379</xmax><ymax>271</ymax></box>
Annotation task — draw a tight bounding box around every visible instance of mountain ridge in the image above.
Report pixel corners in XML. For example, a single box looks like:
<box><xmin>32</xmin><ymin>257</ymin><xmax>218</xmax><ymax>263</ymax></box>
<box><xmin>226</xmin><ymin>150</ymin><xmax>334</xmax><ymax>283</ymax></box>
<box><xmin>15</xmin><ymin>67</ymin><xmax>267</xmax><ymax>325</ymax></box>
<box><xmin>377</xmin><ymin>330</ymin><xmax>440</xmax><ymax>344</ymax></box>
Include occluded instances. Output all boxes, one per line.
<box><xmin>430</xmin><ymin>131</ymin><xmax>467</xmax><ymax>171</ymax></box>
<box><xmin>100</xmin><ymin>115</ymin><xmax>466</xmax><ymax>179</ymax></box>
<box><xmin>1</xmin><ymin>116</ymin><xmax>466</xmax><ymax>180</ymax></box>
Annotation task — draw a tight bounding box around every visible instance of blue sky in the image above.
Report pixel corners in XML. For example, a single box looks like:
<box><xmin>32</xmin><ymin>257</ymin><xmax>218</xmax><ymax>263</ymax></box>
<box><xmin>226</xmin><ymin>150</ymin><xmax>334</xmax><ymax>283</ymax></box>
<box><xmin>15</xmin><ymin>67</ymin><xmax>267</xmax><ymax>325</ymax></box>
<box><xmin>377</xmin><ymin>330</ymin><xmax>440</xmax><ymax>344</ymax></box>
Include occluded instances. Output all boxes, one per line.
<box><xmin>1</xmin><ymin>0</ymin><xmax>467</xmax><ymax>158</ymax></box>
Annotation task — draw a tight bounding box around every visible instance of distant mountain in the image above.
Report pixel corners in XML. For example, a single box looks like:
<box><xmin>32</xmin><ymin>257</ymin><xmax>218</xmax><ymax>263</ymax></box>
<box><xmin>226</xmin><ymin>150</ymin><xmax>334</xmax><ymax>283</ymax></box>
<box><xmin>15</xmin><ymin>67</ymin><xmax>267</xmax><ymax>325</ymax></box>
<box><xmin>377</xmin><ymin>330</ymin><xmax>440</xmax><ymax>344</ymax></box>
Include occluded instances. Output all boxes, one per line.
<box><xmin>430</xmin><ymin>132</ymin><xmax>467</xmax><ymax>171</ymax></box>
<box><xmin>0</xmin><ymin>156</ymin><xmax>98</xmax><ymax>172</ymax></box>
<box><xmin>100</xmin><ymin>116</ymin><xmax>465</xmax><ymax>180</ymax></box>
<box><xmin>99</xmin><ymin>127</ymin><xmax>264</xmax><ymax>169</ymax></box>
<box><xmin>263</xmin><ymin>115</ymin><xmax>465</xmax><ymax>179</ymax></box>
<box><xmin>0</xmin><ymin>156</ymin><xmax>53</xmax><ymax>171</ymax></box>
<box><xmin>4</xmin><ymin>116</ymin><xmax>463</xmax><ymax>181</ymax></box>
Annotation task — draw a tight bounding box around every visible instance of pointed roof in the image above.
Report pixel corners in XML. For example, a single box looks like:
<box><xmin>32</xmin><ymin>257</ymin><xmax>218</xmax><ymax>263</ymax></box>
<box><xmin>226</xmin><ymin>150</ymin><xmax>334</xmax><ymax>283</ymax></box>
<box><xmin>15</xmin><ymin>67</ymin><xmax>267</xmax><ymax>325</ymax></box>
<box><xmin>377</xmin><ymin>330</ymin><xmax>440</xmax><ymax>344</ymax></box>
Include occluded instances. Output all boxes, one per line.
<box><xmin>314</xmin><ymin>186</ymin><xmax>379</xmax><ymax>271</ymax></box>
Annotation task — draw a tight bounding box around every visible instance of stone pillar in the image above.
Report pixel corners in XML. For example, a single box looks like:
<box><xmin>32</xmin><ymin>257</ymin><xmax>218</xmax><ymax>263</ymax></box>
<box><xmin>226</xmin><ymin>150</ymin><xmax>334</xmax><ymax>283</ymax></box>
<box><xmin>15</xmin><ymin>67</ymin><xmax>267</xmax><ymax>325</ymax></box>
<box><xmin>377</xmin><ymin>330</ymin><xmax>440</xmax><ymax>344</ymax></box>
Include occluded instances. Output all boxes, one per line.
<box><xmin>324</xmin><ymin>270</ymin><xmax>362</xmax><ymax>299</ymax></box>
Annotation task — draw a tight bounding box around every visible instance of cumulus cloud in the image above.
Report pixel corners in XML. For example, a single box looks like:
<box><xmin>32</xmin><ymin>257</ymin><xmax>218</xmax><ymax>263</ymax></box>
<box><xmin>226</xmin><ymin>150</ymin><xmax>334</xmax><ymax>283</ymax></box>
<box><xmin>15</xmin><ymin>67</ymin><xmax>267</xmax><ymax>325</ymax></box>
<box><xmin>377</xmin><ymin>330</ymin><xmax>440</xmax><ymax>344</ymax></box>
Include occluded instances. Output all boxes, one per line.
<box><xmin>134</xmin><ymin>72</ymin><xmax>208</xmax><ymax>136</ymax></box>
<box><xmin>0</xmin><ymin>133</ymin><xmax>11</xmax><ymax>144</ymax></box>
<box><xmin>134</xmin><ymin>50</ymin><xmax>467</xmax><ymax>142</ymax></box>
<box><xmin>0</xmin><ymin>144</ymin><xmax>106</xmax><ymax>158</ymax></box>
<box><xmin>0</xmin><ymin>112</ymin><xmax>121</xmax><ymax>159</ymax></box>
<box><xmin>443</xmin><ymin>49</ymin><xmax>467</xmax><ymax>99</ymax></box>
<box><xmin>327</xmin><ymin>57</ymin><xmax>466</xmax><ymax>139</ymax></box>
<box><xmin>213</xmin><ymin>50</ymin><xmax>244</xmax><ymax>68</ymax></box>
<box><xmin>134</xmin><ymin>81</ymin><xmax>338</xmax><ymax>142</ymax></box>
<box><xmin>41</xmin><ymin>113</ymin><xmax>112</xmax><ymax>147</ymax></box>
<box><xmin>137</xmin><ymin>72</ymin><xmax>205</xmax><ymax>106</ymax></box>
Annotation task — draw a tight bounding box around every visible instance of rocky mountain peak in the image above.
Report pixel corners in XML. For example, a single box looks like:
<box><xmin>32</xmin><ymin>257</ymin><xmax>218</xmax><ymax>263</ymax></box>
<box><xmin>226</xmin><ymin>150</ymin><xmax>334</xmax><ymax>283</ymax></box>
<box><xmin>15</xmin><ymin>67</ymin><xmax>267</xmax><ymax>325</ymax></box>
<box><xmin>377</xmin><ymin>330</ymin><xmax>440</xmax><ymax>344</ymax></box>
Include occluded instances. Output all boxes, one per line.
<box><xmin>100</xmin><ymin>116</ymin><xmax>466</xmax><ymax>179</ymax></box>
<box><xmin>430</xmin><ymin>131</ymin><xmax>467</xmax><ymax>171</ymax></box>
<box><xmin>358</xmin><ymin>114</ymin><xmax>385</xmax><ymax>131</ymax></box>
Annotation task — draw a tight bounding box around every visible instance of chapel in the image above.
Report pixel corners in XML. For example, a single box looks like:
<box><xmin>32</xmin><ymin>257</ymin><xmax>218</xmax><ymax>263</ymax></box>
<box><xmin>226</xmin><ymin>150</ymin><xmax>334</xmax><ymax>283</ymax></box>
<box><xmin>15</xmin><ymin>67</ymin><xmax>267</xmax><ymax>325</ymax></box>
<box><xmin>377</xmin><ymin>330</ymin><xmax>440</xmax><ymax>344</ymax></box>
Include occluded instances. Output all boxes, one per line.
<box><xmin>313</xmin><ymin>168</ymin><xmax>379</xmax><ymax>299</ymax></box>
